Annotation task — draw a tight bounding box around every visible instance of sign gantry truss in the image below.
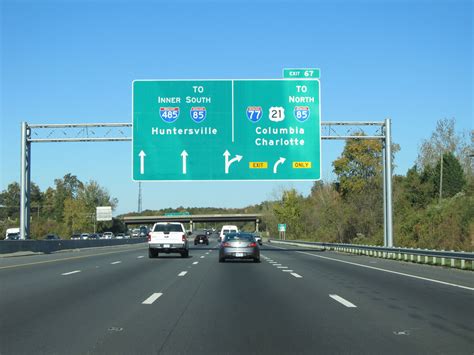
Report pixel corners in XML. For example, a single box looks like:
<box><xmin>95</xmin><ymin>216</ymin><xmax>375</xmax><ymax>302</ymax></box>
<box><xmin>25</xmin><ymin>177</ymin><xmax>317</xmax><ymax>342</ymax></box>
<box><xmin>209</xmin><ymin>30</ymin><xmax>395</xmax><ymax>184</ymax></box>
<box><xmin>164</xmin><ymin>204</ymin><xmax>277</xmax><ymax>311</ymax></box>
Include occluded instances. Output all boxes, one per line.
<box><xmin>20</xmin><ymin>120</ymin><xmax>393</xmax><ymax>246</ymax></box>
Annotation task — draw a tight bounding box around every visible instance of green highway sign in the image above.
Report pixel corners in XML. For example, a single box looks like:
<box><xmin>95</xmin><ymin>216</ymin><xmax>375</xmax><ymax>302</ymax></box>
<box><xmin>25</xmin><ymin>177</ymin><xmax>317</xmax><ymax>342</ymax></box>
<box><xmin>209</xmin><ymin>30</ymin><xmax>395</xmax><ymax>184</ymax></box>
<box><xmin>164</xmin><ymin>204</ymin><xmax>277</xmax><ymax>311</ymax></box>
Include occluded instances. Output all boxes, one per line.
<box><xmin>278</xmin><ymin>224</ymin><xmax>287</xmax><ymax>232</ymax></box>
<box><xmin>133</xmin><ymin>79</ymin><xmax>320</xmax><ymax>181</ymax></box>
<box><xmin>283</xmin><ymin>68</ymin><xmax>320</xmax><ymax>79</ymax></box>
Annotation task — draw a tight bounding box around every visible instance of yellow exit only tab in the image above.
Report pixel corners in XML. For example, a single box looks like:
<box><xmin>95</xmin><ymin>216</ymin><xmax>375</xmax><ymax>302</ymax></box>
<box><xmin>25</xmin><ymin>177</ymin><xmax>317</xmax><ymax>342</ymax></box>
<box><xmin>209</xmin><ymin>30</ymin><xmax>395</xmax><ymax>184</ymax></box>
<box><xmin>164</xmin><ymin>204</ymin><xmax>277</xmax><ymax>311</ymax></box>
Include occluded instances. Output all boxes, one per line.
<box><xmin>249</xmin><ymin>162</ymin><xmax>268</xmax><ymax>169</ymax></box>
<box><xmin>292</xmin><ymin>162</ymin><xmax>312</xmax><ymax>169</ymax></box>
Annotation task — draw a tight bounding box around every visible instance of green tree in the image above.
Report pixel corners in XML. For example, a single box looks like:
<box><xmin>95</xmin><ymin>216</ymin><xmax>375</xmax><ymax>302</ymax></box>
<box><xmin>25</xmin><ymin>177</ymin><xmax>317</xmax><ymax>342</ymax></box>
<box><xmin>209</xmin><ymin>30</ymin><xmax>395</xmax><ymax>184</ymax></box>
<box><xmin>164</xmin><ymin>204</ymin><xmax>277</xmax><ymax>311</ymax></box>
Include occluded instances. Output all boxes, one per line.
<box><xmin>272</xmin><ymin>189</ymin><xmax>304</xmax><ymax>240</ymax></box>
<box><xmin>333</xmin><ymin>137</ymin><xmax>383</xmax><ymax>196</ymax></box>
<box><xmin>63</xmin><ymin>198</ymin><xmax>91</xmax><ymax>236</ymax></box>
<box><xmin>0</xmin><ymin>182</ymin><xmax>20</xmax><ymax>219</ymax></box>
<box><xmin>53</xmin><ymin>174</ymin><xmax>84</xmax><ymax>222</ymax></box>
<box><xmin>432</xmin><ymin>152</ymin><xmax>466</xmax><ymax>199</ymax></box>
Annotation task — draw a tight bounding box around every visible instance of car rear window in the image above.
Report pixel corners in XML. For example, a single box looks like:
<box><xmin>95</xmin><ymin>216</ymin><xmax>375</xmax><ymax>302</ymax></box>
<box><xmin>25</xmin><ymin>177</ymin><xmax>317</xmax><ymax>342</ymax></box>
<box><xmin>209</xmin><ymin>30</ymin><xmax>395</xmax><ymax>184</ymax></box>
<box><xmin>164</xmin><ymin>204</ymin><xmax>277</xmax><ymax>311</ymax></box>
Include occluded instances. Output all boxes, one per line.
<box><xmin>225</xmin><ymin>234</ymin><xmax>254</xmax><ymax>242</ymax></box>
<box><xmin>153</xmin><ymin>224</ymin><xmax>183</xmax><ymax>232</ymax></box>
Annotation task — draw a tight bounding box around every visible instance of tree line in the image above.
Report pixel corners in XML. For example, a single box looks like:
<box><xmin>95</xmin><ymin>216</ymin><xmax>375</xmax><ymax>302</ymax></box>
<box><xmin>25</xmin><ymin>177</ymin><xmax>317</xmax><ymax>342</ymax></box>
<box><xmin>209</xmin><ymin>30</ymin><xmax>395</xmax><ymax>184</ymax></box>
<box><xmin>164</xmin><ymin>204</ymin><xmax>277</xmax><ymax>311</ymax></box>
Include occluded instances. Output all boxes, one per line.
<box><xmin>264</xmin><ymin>118</ymin><xmax>473</xmax><ymax>251</ymax></box>
<box><xmin>0</xmin><ymin>174</ymin><xmax>118</xmax><ymax>239</ymax></box>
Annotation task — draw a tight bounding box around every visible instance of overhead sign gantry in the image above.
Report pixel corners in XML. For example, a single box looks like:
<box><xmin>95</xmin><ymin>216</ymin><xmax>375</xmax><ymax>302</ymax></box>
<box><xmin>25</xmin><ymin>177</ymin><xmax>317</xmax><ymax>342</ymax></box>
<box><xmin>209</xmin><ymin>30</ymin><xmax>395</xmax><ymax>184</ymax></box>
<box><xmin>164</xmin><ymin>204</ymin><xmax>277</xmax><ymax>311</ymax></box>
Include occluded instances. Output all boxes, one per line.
<box><xmin>132</xmin><ymin>79</ymin><xmax>321</xmax><ymax>181</ymax></box>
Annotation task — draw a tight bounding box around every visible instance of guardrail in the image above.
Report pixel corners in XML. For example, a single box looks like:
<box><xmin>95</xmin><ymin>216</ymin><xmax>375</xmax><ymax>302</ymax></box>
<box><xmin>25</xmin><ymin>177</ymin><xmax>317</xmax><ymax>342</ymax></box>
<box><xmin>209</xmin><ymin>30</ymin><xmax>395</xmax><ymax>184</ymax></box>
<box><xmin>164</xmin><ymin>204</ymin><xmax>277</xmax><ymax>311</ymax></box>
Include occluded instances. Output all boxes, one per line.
<box><xmin>0</xmin><ymin>238</ymin><xmax>147</xmax><ymax>255</ymax></box>
<box><xmin>268</xmin><ymin>239</ymin><xmax>474</xmax><ymax>270</ymax></box>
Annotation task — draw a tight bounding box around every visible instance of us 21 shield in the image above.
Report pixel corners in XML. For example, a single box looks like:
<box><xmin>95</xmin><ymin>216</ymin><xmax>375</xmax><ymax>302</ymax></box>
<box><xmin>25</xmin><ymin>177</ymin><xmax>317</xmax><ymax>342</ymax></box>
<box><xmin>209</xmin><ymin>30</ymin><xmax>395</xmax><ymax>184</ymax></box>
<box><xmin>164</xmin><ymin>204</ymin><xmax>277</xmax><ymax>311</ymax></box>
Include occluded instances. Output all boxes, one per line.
<box><xmin>160</xmin><ymin>107</ymin><xmax>180</xmax><ymax>123</ymax></box>
<box><xmin>190</xmin><ymin>107</ymin><xmax>207</xmax><ymax>123</ymax></box>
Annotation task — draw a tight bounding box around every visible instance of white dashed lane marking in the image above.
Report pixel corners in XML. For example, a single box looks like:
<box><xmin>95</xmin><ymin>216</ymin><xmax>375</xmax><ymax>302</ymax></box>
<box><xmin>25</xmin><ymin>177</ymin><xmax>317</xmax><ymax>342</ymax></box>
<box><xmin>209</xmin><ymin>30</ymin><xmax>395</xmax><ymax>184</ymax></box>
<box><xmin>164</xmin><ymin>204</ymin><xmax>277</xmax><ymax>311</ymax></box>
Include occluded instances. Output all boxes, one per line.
<box><xmin>142</xmin><ymin>293</ymin><xmax>163</xmax><ymax>305</ymax></box>
<box><xmin>277</xmin><ymin>266</ymin><xmax>288</xmax><ymax>269</ymax></box>
<box><xmin>329</xmin><ymin>295</ymin><xmax>357</xmax><ymax>308</ymax></box>
<box><xmin>192</xmin><ymin>262</ymin><xmax>199</xmax><ymax>265</ymax></box>
<box><xmin>178</xmin><ymin>271</ymin><xmax>188</xmax><ymax>277</ymax></box>
<box><xmin>137</xmin><ymin>256</ymin><xmax>144</xmax><ymax>259</ymax></box>
<box><xmin>200</xmin><ymin>256</ymin><xmax>205</xmax><ymax>259</ymax></box>
<box><xmin>283</xmin><ymin>270</ymin><xmax>294</xmax><ymax>272</ymax></box>
<box><xmin>111</xmin><ymin>261</ymin><xmax>122</xmax><ymax>265</ymax></box>
<box><xmin>291</xmin><ymin>273</ymin><xmax>303</xmax><ymax>278</ymax></box>
<box><xmin>61</xmin><ymin>270</ymin><xmax>81</xmax><ymax>276</ymax></box>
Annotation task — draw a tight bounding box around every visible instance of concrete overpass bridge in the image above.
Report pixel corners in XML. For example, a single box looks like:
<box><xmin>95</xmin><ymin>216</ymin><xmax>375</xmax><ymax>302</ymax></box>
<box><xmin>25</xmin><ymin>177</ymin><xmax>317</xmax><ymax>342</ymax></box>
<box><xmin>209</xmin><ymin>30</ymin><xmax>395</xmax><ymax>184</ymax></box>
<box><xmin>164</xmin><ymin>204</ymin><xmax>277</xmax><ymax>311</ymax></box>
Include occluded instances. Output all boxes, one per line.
<box><xmin>122</xmin><ymin>214</ymin><xmax>263</xmax><ymax>232</ymax></box>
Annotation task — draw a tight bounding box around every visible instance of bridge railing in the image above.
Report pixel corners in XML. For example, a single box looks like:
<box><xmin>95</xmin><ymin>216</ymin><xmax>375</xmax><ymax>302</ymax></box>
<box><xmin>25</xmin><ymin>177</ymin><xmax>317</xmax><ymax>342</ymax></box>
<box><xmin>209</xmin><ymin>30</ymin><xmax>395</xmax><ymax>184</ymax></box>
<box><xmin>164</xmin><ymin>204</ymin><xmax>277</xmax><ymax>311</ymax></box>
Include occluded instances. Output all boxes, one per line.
<box><xmin>268</xmin><ymin>239</ymin><xmax>474</xmax><ymax>270</ymax></box>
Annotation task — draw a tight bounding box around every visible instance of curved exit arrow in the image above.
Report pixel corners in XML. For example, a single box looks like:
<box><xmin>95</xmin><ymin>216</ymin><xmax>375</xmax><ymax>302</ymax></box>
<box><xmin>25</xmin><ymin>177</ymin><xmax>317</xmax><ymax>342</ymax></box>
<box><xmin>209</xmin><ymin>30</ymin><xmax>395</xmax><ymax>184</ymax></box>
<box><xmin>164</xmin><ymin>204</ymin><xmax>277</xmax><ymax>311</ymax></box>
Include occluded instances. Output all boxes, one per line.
<box><xmin>273</xmin><ymin>157</ymin><xmax>286</xmax><ymax>174</ymax></box>
<box><xmin>224</xmin><ymin>150</ymin><xmax>243</xmax><ymax>174</ymax></box>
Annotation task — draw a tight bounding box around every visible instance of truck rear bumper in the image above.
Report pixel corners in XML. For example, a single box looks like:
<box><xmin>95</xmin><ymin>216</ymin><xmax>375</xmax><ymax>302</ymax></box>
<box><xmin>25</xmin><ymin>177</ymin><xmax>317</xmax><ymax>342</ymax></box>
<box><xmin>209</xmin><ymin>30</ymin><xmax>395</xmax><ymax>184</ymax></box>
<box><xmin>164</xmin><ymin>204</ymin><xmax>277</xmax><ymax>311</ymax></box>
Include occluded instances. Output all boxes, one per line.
<box><xmin>149</xmin><ymin>243</ymin><xmax>187</xmax><ymax>251</ymax></box>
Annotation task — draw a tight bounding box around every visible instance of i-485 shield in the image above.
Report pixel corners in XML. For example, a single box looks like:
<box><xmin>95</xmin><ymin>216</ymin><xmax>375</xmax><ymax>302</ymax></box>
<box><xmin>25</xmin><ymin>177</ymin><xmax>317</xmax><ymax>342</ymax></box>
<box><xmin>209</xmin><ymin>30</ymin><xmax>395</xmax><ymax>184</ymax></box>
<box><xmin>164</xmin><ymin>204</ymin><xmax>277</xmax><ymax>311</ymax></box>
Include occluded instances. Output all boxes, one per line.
<box><xmin>294</xmin><ymin>106</ymin><xmax>310</xmax><ymax>122</ymax></box>
<box><xmin>246</xmin><ymin>106</ymin><xmax>263</xmax><ymax>123</ymax></box>
<box><xmin>190</xmin><ymin>107</ymin><xmax>207</xmax><ymax>123</ymax></box>
<box><xmin>160</xmin><ymin>107</ymin><xmax>180</xmax><ymax>123</ymax></box>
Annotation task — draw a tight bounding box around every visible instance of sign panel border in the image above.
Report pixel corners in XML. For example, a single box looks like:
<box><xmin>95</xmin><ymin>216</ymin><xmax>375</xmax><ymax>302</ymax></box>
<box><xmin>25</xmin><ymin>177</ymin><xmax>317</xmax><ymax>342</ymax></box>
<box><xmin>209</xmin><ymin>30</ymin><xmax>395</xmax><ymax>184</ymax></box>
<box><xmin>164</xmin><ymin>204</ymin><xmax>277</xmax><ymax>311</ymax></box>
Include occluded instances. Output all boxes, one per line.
<box><xmin>132</xmin><ymin>78</ymin><xmax>321</xmax><ymax>183</ymax></box>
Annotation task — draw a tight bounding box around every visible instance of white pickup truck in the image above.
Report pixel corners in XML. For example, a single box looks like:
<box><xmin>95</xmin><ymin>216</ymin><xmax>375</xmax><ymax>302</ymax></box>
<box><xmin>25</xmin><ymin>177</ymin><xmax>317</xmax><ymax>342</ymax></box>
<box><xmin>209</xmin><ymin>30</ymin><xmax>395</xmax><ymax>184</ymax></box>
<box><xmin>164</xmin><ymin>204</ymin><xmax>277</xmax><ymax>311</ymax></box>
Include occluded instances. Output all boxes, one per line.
<box><xmin>148</xmin><ymin>222</ymin><xmax>189</xmax><ymax>258</ymax></box>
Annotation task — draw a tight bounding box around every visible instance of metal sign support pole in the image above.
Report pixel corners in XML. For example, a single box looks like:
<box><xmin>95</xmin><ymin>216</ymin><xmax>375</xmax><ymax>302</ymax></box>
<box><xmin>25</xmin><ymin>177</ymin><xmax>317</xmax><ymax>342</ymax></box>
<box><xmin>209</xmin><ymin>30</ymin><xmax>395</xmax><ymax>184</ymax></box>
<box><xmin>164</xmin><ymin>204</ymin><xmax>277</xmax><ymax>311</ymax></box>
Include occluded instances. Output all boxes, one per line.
<box><xmin>383</xmin><ymin>118</ymin><xmax>393</xmax><ymax>247</ymax></box>
<box><xmin>20</xmin><ymin>122</ymin><xmax>31</xmax><ymax>240</ymax></box>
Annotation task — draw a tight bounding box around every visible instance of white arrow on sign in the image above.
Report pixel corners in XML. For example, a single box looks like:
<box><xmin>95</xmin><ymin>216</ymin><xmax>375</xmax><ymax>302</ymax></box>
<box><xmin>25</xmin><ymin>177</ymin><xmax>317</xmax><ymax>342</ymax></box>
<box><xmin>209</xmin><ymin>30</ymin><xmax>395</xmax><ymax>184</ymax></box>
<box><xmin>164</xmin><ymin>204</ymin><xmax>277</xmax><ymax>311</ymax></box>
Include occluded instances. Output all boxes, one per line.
<box><xmin>181</xmin><ymin>150</ymin><xmax>188</xmax><ymax>175</ymax></box>
<box><xmin>139</xmin><ymin>150</ymin><xmax>146</xmax><ymax>175</ymax></box>
<box><xmin>273</xmin><ymin>157</ymin><xmax>286</xmax><ymax>174</ymax></box>
<box><xmin>223</xmin><ymin>150</ymin><xmax>243</xmax><ymax>174</ymax></box>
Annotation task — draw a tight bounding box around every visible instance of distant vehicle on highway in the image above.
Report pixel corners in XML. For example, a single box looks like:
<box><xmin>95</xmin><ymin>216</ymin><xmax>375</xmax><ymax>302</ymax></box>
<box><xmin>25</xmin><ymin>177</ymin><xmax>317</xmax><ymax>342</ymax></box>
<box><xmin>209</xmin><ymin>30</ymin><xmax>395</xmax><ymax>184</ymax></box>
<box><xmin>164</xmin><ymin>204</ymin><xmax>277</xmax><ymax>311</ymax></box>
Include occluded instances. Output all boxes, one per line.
<box><xmin>102</xmin><ymin>232</ymin><xmax>114</xmax><ymax>239</ymax></box>
<box><xmin>219</xmin><ymin>232</ymin><xmax>260</xmax><ymax>263</ymax></box>
<box><xmin>131</xmin><ymin>229</ymin><xmax>140</xmax><ymax>238</ymax></box>
<box><xmin>252</xmin><ymin>232</ymin><xmax>263</xmax><ymax>245</ymax></box>
<box><xmin>44</xmin><ymin>234</ymin><xmax>61</xmax><ymax>240</ymax></box>
<box><xmin>139</xmin><ymin>226</ymin><xmax>149</xmax><ymax>238</ymax></box>
<box><xmin>5</xmin><ymin>228</ymin><xmax>20</xmax><ymax>240</ymax></box>
<box><xmin>148</xmin><ymin>222</ymin><xmax>188</xmax><ymax>258</ymax></box>
<box><xmin>80</xmin><ymin>233</ymin><xmax>89</xmax><ymax>240</ymax></box>
<box><xmin>70</xmin><ymin>234</ymin><xmax>81</xmax><ymax>240</ymax></box>
<box><xmin>194</xmin><ymin>233</ymin><xmax>209</xmax><ymax>245</ymax></box>
<box><xmin>115</xmin><ymin>233</ymin><xmax>125</xmax><ymax>239</ymax></box>
<box><xmin>88</xmin><ymin>233</ymin><xmax>99</xmax><ymax>240</ymax></box>
<box><xmin>219</xmin><ymin>225</ymin><xmax>238</xmax><ymax>242</ymax></box>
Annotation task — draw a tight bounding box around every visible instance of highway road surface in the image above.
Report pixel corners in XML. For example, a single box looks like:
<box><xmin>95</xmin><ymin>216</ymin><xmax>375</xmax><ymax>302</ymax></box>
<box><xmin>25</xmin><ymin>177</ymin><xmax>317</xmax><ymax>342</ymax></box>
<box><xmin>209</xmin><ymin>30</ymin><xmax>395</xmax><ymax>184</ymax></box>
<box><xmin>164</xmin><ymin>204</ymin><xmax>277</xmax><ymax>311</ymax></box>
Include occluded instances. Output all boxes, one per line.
<box><xmin>1</xmin><ymin>239</ymin><xmax>473</xmax><ymax>354</ymax></box>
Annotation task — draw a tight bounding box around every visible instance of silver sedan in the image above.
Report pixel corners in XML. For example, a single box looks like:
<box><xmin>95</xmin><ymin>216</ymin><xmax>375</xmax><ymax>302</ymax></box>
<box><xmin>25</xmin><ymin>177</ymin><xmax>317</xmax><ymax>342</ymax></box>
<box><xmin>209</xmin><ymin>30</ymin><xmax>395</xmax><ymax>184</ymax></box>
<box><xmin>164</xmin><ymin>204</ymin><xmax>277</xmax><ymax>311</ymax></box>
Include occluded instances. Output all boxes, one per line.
<box><xmin>219</xmin><ymin>233</ymin><xmax>260</xmax><ymax>263</ymax></box>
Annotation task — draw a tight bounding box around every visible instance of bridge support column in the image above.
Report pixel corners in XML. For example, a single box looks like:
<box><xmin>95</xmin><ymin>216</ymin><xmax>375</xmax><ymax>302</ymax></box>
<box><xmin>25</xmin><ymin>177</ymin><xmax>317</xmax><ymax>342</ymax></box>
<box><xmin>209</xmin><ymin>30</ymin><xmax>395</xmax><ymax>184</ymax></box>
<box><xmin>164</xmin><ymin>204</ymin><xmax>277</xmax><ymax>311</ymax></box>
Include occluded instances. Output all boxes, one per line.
<box><xmin>255</xmin><ymin>219</ymin><xmax>260</xmax><ymax>232</ymax></box>
<box><xmin>189</xmin><ymin>220</ymin><xmax>193</xmax><ymax>233</ymax></box>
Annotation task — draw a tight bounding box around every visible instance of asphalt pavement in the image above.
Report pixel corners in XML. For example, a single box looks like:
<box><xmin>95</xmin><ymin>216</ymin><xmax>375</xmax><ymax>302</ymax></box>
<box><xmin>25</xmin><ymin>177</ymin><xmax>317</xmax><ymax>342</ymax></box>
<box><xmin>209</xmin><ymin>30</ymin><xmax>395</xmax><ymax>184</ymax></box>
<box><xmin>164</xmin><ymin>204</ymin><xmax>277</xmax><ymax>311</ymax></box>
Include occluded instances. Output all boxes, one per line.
<box><xmin>0</xmin><ymin>239</ymin><xmax>472</xmax><ymax>354</ymax></box>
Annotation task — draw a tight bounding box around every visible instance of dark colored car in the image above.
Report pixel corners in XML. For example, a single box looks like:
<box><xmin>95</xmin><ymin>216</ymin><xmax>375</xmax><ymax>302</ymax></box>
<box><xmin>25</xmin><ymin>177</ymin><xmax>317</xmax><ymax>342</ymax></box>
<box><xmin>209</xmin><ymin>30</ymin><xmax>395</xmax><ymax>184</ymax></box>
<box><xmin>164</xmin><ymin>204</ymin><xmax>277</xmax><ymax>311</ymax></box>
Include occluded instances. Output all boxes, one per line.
<box><xmin>88</xmin><ymin>233</ymin><xmax>99</xmax><ymax>239</ymax></box>
<box><xmin>44</xmin><ymin>234</ymin><xmax>61</xmax><ymax>240</ymax></box>
<box><xmin>194</xmin><ymin>234</ymin><xmax>209</xmax><ymax>245</ymax></box>
<box><xmin>219</xmin><ymin>233</ymin><xmax>260</xmax><ymax>263</ymax></box>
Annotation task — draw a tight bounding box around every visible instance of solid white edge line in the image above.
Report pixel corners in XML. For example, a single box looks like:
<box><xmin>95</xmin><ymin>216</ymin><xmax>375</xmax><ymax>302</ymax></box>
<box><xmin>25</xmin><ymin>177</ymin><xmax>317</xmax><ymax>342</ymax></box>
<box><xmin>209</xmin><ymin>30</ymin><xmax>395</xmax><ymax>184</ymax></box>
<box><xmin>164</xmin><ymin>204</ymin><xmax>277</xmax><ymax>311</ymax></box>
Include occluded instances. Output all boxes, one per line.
<box><xmin>142</xmin><ymin>293</ymin><xmax>163</xmax><ymax>305</ymax></box>
<box><xmin>61</xmin><ymin>270</ymin><xmax>81</xmax><ymax>276</ymax></box>
<box><xmin>330</xmin><ymin>294</ymin><xmax>357</xmax><ymax>308</ymax></box>
<box><xmin>291</xmin><ymin>273</ymin><xmax>303</xmax><ymax>278</ymax></box>
<box><xmin>297</xmin><ymin>251</ymin><xmax>474</xmax><ymax>291</ymax></box>
<box><xmin>178</xmin><ymin>271</ymin><xmax>188</xmax><ymax>276</ymax></box>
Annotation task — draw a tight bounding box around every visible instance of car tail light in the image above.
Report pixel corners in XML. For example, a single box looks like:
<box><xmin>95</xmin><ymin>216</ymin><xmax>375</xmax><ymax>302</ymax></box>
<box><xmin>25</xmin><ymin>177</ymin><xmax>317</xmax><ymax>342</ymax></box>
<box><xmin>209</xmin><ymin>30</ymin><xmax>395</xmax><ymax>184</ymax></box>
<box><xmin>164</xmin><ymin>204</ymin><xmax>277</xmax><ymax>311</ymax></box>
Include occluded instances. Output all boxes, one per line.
<box><xmin>223</xmin><ymin>242</ymin><xmax>231</xmax><ymax>247</ymax></box>
<box><xmin>147</xmin><ymin>233</ymin><xmax>151</xmax><ymax>242</ymax></box>
<box><xmin>182</xmin><ymin>234</ymin><xmax>186</xmax><ymax>242</ymax></box>
<box><xmin>248</xmin><ymin>242</ymin><xmax>257</xmax><ymax>247</ymax></box>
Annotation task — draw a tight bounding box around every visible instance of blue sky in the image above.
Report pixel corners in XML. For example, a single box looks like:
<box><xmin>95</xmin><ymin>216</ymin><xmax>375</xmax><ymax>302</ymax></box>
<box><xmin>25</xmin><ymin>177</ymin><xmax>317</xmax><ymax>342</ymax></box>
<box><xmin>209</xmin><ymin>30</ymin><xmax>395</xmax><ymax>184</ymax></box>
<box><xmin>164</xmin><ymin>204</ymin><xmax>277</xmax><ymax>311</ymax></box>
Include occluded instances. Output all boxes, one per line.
<box><xmin>1</xmin><ymin>0</ymin><xmax>472</xmax><ymax>215</ymax></box>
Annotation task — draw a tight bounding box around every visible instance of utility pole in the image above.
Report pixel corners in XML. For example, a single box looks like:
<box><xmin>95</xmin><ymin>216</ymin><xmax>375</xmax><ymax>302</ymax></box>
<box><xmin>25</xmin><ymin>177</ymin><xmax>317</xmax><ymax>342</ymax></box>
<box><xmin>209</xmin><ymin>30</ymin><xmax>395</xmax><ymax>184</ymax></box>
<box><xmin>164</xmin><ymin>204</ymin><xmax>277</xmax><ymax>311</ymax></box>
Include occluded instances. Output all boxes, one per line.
<box><xmin>138</xmin><ymin>182</ymin><xmax>142</xmax><ymax>213</ymax></box>
<box><xmin>439</xmin><ymin>152</ymin><xmax>444</xmax><ymax>203</ymax></box>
